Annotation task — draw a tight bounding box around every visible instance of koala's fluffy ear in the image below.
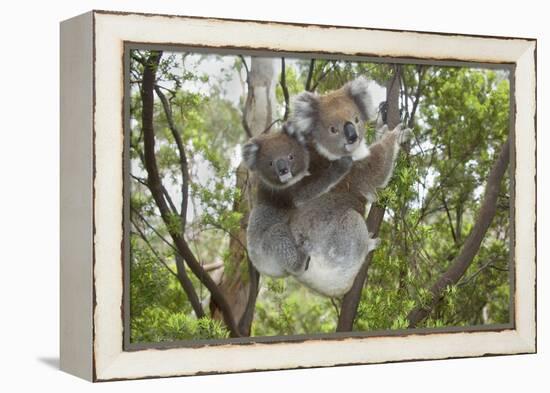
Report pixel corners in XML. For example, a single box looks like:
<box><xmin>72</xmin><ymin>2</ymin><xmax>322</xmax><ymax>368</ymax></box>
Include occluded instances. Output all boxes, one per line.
<box><xmin>290</xmin><ymin>91</ymin><xmax>320</xmax><ymax>137</ymax></box>
<box><xmin>345</xmin><ymin>76</ymin><xmax>375</xmax><ymax>121</ymax></box>
<box><xmin>241</xmin><ymin>141</ymin><xmax>260</xmax><ymax>170</ymax></box>
<box><xmin>282</xmin><ymin>122</ymin><xmax>305</xmax><ymax>144</ymax></box>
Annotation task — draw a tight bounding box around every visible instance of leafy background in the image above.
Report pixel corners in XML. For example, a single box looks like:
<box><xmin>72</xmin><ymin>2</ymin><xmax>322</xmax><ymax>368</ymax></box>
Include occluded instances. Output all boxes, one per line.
<box><xmin>128</xmin><ymin>50</ymin><xmax>511</xmax><ymax>343</ymax></box>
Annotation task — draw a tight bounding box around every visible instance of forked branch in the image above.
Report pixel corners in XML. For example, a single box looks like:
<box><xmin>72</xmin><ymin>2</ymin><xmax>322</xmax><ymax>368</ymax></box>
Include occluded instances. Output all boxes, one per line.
<box><xmin>407</xmin><ymin>138</ymin><xmax>510</xmax><ymax>327</ymax></box>
<box><xmin>140</xmin><ymin>51</ymin><xmax>240</xmax><ymax>337</ymax></box>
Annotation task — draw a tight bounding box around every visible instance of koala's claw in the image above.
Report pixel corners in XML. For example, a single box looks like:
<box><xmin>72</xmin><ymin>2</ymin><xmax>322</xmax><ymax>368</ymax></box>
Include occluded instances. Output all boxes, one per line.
<box><xmin>369</xmin><ymin>237</ymin><xmax>381</xmax><ymax>251</ymax></box>
<box><xmin>398</xmin><ymin>128</ymin><xmax>413</xmax><ymax>144</ymax></box>
<box><xmin>289</xmin><ymin>248</ymin><xmax>311</xmax><ymax>275</ymax></box>
<box><xmin>387</xmin><ymin>123</ymin><xmax>412</xmax><ymax>145</ymax></box>
<box><xmin>368</xmin><ymin>232</ymin><xmax>381</xmax><ymax>251</ymax></box>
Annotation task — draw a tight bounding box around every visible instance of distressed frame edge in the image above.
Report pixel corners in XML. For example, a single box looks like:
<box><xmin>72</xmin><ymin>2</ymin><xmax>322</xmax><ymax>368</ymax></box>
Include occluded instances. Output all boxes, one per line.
<box><xmin>89</xmin><ymin>11</ymin><xmax>537</xmax><ymax>382</ymax></box>
<box><xmin>512</xmin><ymin>40</ymin><xmax>537</xmax><ymax>353</ymax></box>
<box><xmin>90</xmin><ymin>9</ymin><xmax>537</xmax><ymax>42</ymax></box>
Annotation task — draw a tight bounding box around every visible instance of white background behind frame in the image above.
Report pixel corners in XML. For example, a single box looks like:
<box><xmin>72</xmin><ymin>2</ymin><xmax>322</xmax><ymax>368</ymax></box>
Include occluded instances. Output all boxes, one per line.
<box><xmin>0</xmin><ymin>0</ymin><xmax>546</xmax><ymax>392</ymax></box>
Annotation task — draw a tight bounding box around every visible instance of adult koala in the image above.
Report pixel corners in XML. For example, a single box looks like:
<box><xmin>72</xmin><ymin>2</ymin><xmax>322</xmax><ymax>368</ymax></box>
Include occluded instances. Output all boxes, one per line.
<box><xmin>286</xmin><ymin>76</ymin><xmax>411</xmax><ymax>297</ymax></box>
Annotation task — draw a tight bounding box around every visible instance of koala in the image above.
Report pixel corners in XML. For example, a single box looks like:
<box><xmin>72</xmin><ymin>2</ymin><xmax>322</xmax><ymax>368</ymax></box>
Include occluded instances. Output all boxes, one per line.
<box><xmin>290</xmin><ymin>76</ymin><xmax>374</xmax><ymax>163</ymax></box>
<box><xmin>284</xmin><ymin>76</ymin><xmax>411</xmax><ymax>297</ymax></box>
<box><xmin>242</xmin><ymin>126</ymin><xmax>353</xmax><ymax>279</ymax></box>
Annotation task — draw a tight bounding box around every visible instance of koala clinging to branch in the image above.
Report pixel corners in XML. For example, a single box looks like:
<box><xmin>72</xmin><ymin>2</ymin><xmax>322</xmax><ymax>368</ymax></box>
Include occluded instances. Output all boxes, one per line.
<box><xmin>242</xmin><ymin>125</ymin><xmax>353</xmax><ymax>278</ymax></box>
<box><xmin>284</xmin><ymin>76</ymin><xmax>411</xmax><ymax>297</ymax></box>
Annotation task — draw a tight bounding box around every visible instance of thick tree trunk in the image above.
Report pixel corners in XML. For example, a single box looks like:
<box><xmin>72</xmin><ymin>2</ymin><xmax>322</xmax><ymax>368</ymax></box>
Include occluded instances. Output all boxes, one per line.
<box><xmin>210</xmin><ymin>58</ymin><xmax>277</xmax><ymax>336</ymax></box>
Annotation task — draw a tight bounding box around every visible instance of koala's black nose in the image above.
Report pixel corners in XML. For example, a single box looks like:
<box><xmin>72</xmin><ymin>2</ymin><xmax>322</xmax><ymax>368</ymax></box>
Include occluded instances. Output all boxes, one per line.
<box><xmin>344</xmin><ymin>122</ymin><xmax>358</xmax><ymax>144</ymax></box>
<box><xmin>275</xmin><ymin>158</ymin><xmax>289</xmax><ymax>175</ymax></box>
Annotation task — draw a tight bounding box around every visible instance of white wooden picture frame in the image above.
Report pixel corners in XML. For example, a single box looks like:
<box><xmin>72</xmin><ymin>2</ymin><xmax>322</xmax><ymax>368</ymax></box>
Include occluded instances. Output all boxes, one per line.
<box><xmin>60</xmin><ymin>10</ymin><xmax>536</xmax><ymax>382</ymax></box>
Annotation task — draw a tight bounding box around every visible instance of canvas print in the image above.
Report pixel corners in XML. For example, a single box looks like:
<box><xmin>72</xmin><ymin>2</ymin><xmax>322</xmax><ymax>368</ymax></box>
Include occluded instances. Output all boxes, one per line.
<box><xmin>126</xmin><ymin>49</ymin><xmax>512</xmax><ymax>345</ymax></box>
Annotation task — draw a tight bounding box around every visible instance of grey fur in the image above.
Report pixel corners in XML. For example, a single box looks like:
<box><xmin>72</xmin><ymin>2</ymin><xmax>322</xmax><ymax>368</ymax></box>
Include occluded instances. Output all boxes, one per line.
<box><xmin>289</xmin><ymin>123</ymin><xmax>411</xmax><ymax>296</ymax></box>
<box><xmin>345</xmin><ymin>76</ymin><xmax>374</xmax><ymax>121</ymax></box>
<box><xmin>284</xmin><ymin>78</ymin><xmax>410</xmax><ymax>296</ymax></box>
<box><xmin>289</xmin><ymin>91</ymin><xmax>320</xmax><ymax>137</ymax></box>
<box><xmin>241</xmin><ymin>141</ymin><xmax>259</xmax><ymax>170</ymax></box>
<box><xmin>290</xmin><ymin>77</ymin><xmax>375</xmax><ymax>162</ymax></box>
<box><xmin>244</xmin><ymin>129</ymin><xmax>353</xmax><ymax>278</ymax></box>
<box><xmin>292</xmin><ymin>156</ymin><xmax>352</xmax><ymax>206</ymax></box>
<box><xmin>289</xmin><ymin>194</ymin><xmax>378</xmax><ymax>296</ymax></box>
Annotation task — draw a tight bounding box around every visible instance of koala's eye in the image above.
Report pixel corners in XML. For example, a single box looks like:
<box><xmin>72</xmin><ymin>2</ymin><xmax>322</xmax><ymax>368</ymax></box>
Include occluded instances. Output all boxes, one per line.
<box><xmin>288</xmin><ymin>154</ymin><xmax>294</xmax><ymax>161</ymax></box>
<box><xmin>269</xmin><ymin>161</ymin><xmax>273</xmax><ymax>166</ymax></box>
<box><xmin>329</xmin><ymin>126</ymin><xmax>338</xmax><ymax>134</ymax></box>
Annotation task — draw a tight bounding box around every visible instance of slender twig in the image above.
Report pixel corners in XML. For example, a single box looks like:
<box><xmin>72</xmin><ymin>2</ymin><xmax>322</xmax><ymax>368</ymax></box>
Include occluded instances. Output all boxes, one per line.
<box><xmin>239</xmin><ymin>55</ymin><xmax>250</xmax><ymax>80</ymax></box>
<box><xmin>408</xmin><ymin>66</ymin><xmax>427</xmax><ymax>129</ymax></box>
<box><xmin>154</xmin><ymin>85</ymin><xmax>189</xmax><ymax>230</ymax></box>
<box><xmin>161</xmin><ymin>185</ymin><xmax>179</xmax><ymax>216</ymax></box>
<box><xmin>310</xmin><ymin>61</ymin><xmax>338</xmax><ymax>92</ymax></box>
<box><xmin>280</xmin><ymin>57</ymin><xmax>290</xmax><ymax>120</ymax></box>
<box><xmin>441</xmin><ymin>195</ymin><xmax>458</xmax><ymax>244</ymax></box>
<box><xmin>130</xmin><ymin>174</ymin><xmax>148</xmax><ymax>187</ymax></box>
<box><xmin>131</xmin><ymin>216</ymin><xmax>205</xmax><ymax>318</ymax></box>
<box><xmin>305</xmin><ymin>59</ymin><xmax>315</xmax><ymax>91</ymax></box>
<box><xmin>240</xmin><ymin>57</ymin><xmax>253</xmax><ymax>138</ymax></box>
<box><xmin>132</xmin><ymin>207</ymin><xmax>181</xmax><ymax>258</ymax></box>
<box><xmin>457</xmin><ymin>259</ymin><xmax>508</xmax><ymax>288</ymax></box>
<box><xmin>203</xmin><ymin>224</ymin><xmax>249</xmax><ymax>257</ymax></box>
<box><xmin>130</xmin><ymin>221</ymin><xmax>178</xmax><ymax>278</ymax></box>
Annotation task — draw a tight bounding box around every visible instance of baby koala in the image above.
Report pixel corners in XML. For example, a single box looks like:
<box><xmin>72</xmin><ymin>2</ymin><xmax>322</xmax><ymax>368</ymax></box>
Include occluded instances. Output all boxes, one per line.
<box><xmin>242</xmin><ymin>125</ymin><xmax>353</xmax><ymax>278</ymax></box>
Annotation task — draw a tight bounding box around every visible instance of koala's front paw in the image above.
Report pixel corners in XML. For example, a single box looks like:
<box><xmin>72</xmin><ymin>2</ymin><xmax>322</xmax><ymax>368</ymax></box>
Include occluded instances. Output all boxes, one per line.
<box><xmin>390</xmin><ymin>123</ymin><xmax>413</xmax><ymax>145</ymax></box>
<box><xmin>335</xmin><ymin>156</ymin><xmax>353</xmax><ymax>172</ymax></box>
<box><xmin>375</xmin><ymin>124</ymin><xmax>389</xmax><ymax>140</ymax></box>
<box><xmin>368</xmin><ymin>232</ymin><xmax>381</xmax><ymax>251</ymax></box>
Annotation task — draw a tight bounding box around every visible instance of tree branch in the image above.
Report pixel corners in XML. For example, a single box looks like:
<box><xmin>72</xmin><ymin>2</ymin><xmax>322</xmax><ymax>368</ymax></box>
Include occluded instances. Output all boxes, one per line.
<box><xmin>280</xmin><ymin>57</ymin><xmax>290</xmax><ymax>121</ymax></box>
<box><xmin>407</xmin><ymin>66</ymin><xmax>426</xmax><ymax>128</ymax></box>
<box><xmin>239</xmin><ymin>56</ymin><xmax>253</xmax><ymax>138</ymax></box>
<box><xmin>173</xmin><ymin>253</ymin><xmax>206</xmax><ymax>319</ymax></box>
<box><xmin>237</xmin><ymin>262</ymin><xmax>260</xmax><ymax>336</ymax></box>
<box><xmin>337</xmin><ymin>65</ymin><xmax>403</xmax><ymax>332</ymax></box>
<box><xmin>407</xmin><ymin>138</ymin><xmax>510</xmax><ymax>327</ymax></box>
<box><xmin>140</xmin><ymin>51</ymin><xmax>240</xmax><ymax>336</ymax></box>
<box><xmin>154</xmin><ymin>85</ymin><xmax>189</xmax><ymax>229</ymax></box>
<box><xmin>441</xmin><ymin>195</ymin><xmax>458</xmax><ymax>245</ymax></box>
<box><xmin>305</xmin><ymin>59</ymin><xmax>315</xmax><ymax>92</ymax></box>
<box><xmin>130</xmin><ymin>221</ymin><xmax>178</xmax><ymax>278</ymax></box>
<box><xmin>132</xmin><ymin>207</ymin><xmax>180</xmax><ymax>257</ymax></box>
<box><xmin>310</xmin><ymin>61</ymin><xmax>338</xmax><ymax>92</ymax></box>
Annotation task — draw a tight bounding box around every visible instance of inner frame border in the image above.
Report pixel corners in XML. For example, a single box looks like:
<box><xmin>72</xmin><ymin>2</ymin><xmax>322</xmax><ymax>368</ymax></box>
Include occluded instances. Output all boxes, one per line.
<box><xmin>121</xmin><ymin>42</ymin><xmax>517</xmax><ymax>352</ymax></box>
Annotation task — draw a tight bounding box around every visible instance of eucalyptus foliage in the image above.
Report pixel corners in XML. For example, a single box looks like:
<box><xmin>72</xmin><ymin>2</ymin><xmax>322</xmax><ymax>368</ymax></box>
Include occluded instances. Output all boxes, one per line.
<box><xmin>129</xmin><ymin>51</ymin><xmax>510</xmax><ymax>342</ymax></box>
